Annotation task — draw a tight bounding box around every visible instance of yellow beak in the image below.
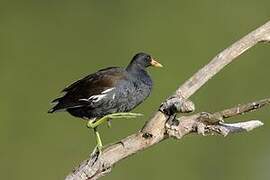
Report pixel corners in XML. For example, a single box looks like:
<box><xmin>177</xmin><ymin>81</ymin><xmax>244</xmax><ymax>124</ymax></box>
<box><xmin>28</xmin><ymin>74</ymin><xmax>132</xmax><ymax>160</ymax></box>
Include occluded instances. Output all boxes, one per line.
<box><xmin>150</xmin><ymin>58</ymin><xmax>163</xmax><ymax>68</ymax></box>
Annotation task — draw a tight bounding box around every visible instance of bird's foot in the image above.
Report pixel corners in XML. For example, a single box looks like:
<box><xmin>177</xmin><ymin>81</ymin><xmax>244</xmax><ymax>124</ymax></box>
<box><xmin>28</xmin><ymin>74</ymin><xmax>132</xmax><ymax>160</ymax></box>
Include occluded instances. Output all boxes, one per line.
<box><xmin>91</xmin><ymin>144</ymin><xmax>102</xmax><ymax>162</ymax></box>
<box><xmin>92</xmin><ymin>144</ymin><xmax>102</xmax><ymax>156</ymax></box>
<box><xmin>106</xmin><ymin>112</ymin><xmax>143</xmax><ymax>119</ymax></box>
<box><xmin>87</xmin><ymin>113</ymin><xmax>143</xmax><ymax>156</ymax></box>
<box><xmin>106</xmin><ymin>112</ymin><xmax>143</xmax><ymax>127</ymax></box>
<box><xmin>87</xmin><ymin>112</ymin><xmax>143</xmax><ymax>129</ymax></box>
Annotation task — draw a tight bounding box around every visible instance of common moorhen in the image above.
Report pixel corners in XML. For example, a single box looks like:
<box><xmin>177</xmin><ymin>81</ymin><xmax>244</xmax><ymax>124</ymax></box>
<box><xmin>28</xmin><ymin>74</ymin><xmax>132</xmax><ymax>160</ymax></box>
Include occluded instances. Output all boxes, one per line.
<box><xmin>49</xmin><ymin>52</ymin><xmax>162</xmax><ymax>151</ymax></box>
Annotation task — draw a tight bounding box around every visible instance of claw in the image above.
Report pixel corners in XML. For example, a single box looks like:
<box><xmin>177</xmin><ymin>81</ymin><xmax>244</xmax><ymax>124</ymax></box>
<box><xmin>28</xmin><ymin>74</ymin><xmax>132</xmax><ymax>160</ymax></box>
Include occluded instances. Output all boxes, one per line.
<box><xmin>107</xmin><ymin>119</ymin><xmax>112</xmax><ymax>128</ymax></box>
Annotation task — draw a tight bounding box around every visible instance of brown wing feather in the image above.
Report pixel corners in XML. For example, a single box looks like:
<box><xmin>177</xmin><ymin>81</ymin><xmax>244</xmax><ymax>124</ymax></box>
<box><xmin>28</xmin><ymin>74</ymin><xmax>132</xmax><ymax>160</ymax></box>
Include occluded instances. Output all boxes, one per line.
<box><xmin>49</xmin><ymin>67</ymin><xmax>126</xmax><ymax>113</ymax></box>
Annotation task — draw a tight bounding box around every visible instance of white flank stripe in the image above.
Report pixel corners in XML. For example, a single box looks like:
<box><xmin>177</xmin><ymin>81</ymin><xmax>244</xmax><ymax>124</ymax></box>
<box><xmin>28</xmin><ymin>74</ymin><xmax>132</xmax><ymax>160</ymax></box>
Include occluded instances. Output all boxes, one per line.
<box><xmin>80</xmin><ymin>88</ymin><xmax>115</xmax><ymax>102</ymax></box>
<box><xmin>90</xmin><ymin>94</ymin><xmax>107</xmax><ymax>102</ymax></box>
<box><xmin>101</xmin><ymin>88</ymin><xmax>115</xmax><ymax>94</ymax></box>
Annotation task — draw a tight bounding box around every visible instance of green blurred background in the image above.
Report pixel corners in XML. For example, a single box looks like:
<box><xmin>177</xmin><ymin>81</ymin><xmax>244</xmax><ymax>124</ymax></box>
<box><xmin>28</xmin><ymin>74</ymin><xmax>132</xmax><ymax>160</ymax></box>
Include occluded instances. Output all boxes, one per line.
<box><xmin>1</xmin><ymin>0</ymin><xmax>270</xmax><ymax>179</ymax></box>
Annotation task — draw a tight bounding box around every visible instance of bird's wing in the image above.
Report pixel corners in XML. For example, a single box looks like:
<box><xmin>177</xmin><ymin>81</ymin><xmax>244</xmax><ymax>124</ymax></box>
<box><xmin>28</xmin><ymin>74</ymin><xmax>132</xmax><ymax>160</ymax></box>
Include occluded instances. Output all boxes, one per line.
<box><xmin>49</xmin><ymin>67</ymin><xmax>127</xmax><ymax>113</ymax></box>
<box><xmin>61</xmin><ymin>67</ymin><xmax>117</xmax><ymax>92</ymax></box>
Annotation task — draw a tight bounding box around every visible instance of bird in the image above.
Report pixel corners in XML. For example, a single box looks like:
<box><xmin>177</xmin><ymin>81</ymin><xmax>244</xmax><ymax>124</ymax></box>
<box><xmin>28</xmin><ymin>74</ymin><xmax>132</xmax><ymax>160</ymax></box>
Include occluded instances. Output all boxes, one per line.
<box><xmin>48</xmin><ymin>52</ymin><xmax>163</xmax><ymax>151</ymax></box>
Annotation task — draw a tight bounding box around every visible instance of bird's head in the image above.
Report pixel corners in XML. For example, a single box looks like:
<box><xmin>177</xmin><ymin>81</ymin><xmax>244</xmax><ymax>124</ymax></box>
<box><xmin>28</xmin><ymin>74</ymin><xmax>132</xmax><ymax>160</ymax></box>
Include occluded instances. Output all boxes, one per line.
<box><xmin>127</xmin><ymin>52</ymin><xmax>163</xmax><ymax>70</ymax></box>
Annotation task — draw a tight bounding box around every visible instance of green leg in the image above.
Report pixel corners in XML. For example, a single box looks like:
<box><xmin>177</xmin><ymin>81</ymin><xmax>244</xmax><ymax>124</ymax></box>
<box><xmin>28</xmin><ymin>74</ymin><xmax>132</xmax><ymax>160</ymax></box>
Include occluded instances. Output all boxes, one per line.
<box><xmin>87</xmin><ymin>112</ymin><xmax>143</xmax><ymax>152</ymax></box>
<box><xmin>94</xmin><ymin>127</ymin><xmax>103</xmax><ymax>151</ymax></box>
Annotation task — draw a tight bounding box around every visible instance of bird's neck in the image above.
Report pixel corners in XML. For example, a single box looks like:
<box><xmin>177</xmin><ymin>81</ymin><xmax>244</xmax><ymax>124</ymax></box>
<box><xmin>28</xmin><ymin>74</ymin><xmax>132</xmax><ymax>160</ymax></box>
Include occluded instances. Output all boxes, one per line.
<box><xmin>126</xmin><ymin>63</ymin><xmax>146</xmax><ymax>75</ymax></box>
<box><xmin>126</xmin><ymin>62</ymin><xmax>142</xmax><ymax>71</ymax></box>
<box><xmin>126</xmin><ymin>64</ymin><xmax>152</xmax><ymax>86</ymax></box>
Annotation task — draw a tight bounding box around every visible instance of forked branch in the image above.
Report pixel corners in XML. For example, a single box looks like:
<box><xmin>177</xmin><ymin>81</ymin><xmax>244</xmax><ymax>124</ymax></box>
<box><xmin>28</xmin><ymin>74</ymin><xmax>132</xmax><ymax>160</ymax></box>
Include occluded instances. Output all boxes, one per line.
<box><xmin>66</xmin><ymin>20</ymin><xmax>270</xmax><ymax>180</ymax></box>
<box><xmin>166</xmin><ymin>98</ymin><xmax>268</xmax><ymax>139</ymax></box>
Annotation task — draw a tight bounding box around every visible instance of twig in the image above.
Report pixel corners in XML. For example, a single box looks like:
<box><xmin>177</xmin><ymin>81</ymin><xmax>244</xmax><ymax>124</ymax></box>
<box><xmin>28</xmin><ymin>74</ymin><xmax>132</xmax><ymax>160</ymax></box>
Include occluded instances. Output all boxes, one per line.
<box><xmin>166</xmin><ymin>99</ymin><xmax>267</xmax><ymax>139</ymax></box>
<box><xmin>65</xmin><ymin>20</ymin><xmax>270</xmax><ymax>180</ymax></box>
<box><xmin>215</xmin><ymin>98</ymin><xmax>270</xmax><ymax>118</ymax></box>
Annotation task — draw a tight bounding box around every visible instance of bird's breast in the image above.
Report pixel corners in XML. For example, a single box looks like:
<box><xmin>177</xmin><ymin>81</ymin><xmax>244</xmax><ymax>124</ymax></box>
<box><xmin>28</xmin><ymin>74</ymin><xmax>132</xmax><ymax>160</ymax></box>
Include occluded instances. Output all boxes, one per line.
<box><xmin>114</xmin><ymin>79</ymin><xmax>152</xmax><ymax>112</ymax></box>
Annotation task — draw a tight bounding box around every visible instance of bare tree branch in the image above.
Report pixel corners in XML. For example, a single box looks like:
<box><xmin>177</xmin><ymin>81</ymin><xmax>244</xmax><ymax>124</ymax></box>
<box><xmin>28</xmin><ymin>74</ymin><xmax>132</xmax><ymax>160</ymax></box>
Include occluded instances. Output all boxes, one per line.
<box><xmin>65</xmin><ymin>20</ymin><xmax>270</xmax><ymax>180</ymax></box>
<box><xmin>166</xmin><ymin>99</ymin><xmax>267</xmax><ymax>139</ymax></box>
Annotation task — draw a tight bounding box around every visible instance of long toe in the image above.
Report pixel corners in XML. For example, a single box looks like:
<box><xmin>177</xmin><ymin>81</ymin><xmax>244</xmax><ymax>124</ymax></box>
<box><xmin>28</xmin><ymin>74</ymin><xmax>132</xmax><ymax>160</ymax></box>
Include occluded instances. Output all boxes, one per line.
<box><xmin>107</xmin><ymin>112</ymin><xmax>143</xmax><ymax>119</ymax></box>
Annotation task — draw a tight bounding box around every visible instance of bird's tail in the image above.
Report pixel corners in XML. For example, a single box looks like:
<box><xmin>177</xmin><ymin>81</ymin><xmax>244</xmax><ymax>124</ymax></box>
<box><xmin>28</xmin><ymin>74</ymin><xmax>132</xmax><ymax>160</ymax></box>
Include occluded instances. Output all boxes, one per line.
<box><xmin>48</xmin><ymin>97</ymin><xmax>63</xmax><ymax>113</ymax></box>
<box><xmin>48</xmin><ymin>107</ymin><xmax>56</xmax><ymax>113</ymax></box>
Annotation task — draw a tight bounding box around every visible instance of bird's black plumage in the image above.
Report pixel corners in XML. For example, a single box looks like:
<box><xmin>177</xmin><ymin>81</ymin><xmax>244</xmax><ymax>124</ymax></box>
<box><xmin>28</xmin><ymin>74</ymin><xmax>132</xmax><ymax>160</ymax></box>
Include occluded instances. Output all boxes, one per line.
<box><xmin>48</xmin><ymin>52</ymin><xmax>162</xmax><ymax>120</ymax></box>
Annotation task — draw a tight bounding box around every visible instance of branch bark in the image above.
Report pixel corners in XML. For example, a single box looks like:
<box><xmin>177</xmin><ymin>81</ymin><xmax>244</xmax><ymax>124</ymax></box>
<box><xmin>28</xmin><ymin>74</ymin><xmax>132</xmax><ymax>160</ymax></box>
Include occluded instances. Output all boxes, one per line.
<box><xmin>65</xmin><ymin>20</ymin><xmax>270</xmax><ymax>180</ymax></box>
